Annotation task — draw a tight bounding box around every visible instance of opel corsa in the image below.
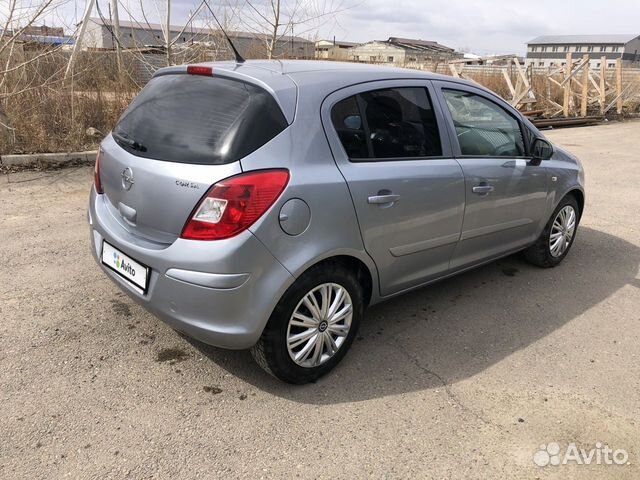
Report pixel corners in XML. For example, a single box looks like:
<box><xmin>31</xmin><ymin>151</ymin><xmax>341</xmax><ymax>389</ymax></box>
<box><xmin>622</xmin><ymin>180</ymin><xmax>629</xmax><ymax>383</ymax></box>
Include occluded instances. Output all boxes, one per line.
<box><xmin>89</xmin><ymin>60</ymin><xmax>585</xmax><ymax>383</ymax></box>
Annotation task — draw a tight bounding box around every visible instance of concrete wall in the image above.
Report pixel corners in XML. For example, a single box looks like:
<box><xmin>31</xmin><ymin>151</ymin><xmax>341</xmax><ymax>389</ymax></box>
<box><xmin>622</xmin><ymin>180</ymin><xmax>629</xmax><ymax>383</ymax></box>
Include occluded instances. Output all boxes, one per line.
<box><xmin>526</xmin><ymin>54</ymin><xmax>639</xmax><ymax>69</ymax></box>
<box><xmin>315</xmin><ymin>40</ymin><xmax>357</xmax><ymax>60</ymax></box>
<box><xmin>350</xmin><ymin>42</ymin><xmax>407</xmax><ymax>64</ymax></box>
<box><xmin>317</xmin><ymin>45</ymin><xmax>354</xmax><ymax>60</ymax></box>
<box><xmin>84</xmin><ymin>20</ymin><xmax>110</xmax><ymax>49</ymax></box>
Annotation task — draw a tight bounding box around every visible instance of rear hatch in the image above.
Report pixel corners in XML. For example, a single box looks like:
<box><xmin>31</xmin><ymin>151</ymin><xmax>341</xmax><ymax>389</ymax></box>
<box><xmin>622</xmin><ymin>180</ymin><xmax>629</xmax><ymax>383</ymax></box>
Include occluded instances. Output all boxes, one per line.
<box><xmin>99</xmin><ymin>68</ymin><xmax>290</xmax><ymax>244</ymax></box>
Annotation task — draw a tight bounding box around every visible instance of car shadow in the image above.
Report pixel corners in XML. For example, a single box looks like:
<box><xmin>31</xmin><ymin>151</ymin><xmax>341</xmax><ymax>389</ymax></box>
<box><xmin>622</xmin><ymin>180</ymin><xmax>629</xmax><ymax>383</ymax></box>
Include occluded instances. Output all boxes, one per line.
<box><xmin>185</xmin><ymin>226</ymin><xmax>640</xmax><ymax>404</ymax></box>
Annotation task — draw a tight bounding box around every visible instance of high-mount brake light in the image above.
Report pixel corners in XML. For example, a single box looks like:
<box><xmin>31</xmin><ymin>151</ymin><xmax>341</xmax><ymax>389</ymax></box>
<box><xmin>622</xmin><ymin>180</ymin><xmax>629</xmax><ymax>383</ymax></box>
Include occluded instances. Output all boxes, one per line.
<box><xmin>181</xmin><ymin>169</ymin><xmax>290</xmax><ymax>241</ymax></box>
<box><xmin>186</xmin><ymin>65</ymin><xmax>213</xmax><ymax>76</ymax></box>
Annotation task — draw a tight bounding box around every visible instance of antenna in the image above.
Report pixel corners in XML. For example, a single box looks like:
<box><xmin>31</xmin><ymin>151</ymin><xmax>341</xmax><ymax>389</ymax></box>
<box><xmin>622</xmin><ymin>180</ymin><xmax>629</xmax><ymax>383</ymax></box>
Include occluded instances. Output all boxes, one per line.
<box><xmin>203</xmin><ymin>0</ymin><xmax>245</xmax><ymax>64</ymax></box>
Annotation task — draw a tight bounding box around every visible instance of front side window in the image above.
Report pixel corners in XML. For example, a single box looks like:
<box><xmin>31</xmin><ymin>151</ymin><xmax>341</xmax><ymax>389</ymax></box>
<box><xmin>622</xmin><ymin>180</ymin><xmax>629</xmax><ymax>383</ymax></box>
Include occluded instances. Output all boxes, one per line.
<box><xmin>331</xmin><ymin>87</ymin><xmax>443</xmax><ymax>160</ymax></box>
<box><xmin>442</xmin><ymin>89</ymin><xmax>525</xmax><ymax>157</ymax></box>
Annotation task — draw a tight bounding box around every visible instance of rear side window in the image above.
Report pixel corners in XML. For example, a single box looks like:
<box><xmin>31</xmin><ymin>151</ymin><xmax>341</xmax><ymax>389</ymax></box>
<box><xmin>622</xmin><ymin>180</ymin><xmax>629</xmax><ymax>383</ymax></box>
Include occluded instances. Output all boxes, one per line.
<box><xmin>113</xmin><ymin>74</ymin><xmax>288</xmax><ymax>165</ymax></box>
<box><xmin>330</xmin><ymin>95</ymin><xmax>368</xmax><ymax>159</ymax></box>
<box><xmin>331</xmin><ymin>87</ymin><xmax>442</xmax><ymax>160</ymax></box>
<box><xmin>442</xmin><ymin>89</ymin><xmax>525</xmax><ymax>157</ymax></box>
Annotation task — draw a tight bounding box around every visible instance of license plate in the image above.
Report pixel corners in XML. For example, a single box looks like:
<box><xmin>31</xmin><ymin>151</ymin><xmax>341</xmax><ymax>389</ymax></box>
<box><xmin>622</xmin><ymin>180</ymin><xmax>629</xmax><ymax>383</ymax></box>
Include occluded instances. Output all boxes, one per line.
<box><xmin>101</xmin><ymin>241</ymin><xmax>149</xmax><ymax>293</ymax></box>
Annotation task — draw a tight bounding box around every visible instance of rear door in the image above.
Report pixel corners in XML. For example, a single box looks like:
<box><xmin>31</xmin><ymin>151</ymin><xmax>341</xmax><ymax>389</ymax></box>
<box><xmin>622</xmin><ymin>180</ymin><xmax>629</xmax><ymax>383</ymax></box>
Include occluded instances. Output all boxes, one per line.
<box><xmin>433</xmin><ymin>81</ymin><xmax>548</xmax><ymax>269</ymax></box>
<box><xmin>99</xmin><ymin>71</ymin><xmax>289</xmax><ymax>243</ymax></box>
<box><xmin>322</xmin><ymin>80</ymin><xmax>465</xmax><ymax>296</ymax></box>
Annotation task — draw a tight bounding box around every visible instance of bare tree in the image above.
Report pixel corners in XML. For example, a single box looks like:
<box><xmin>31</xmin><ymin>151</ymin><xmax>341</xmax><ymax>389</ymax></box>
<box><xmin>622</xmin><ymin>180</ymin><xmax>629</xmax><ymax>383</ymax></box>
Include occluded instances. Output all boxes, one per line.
<box><xmin>0</xmin><ymin>0</ymin><xmax>72</xmax><ymax>144</ymax></box>
<box><xmin>232</xmin><ymin>0</ymin><xmax>347</xmax><ymax>59</ymax></box>
<box><xmin>0</xmin><ymin>0</ymin><xmax>60</xmax><ymax>66</ymax></box>
<box><xmin>164</xmin><ymin>0</ymin><xmax>207</xmax><ymax>64</ymax></box>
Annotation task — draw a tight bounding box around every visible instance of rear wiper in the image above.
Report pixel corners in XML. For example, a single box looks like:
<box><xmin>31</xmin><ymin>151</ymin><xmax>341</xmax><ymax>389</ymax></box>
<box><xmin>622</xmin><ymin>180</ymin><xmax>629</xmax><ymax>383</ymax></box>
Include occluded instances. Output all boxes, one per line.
<box><xmin>112</xmin><ymin>131</ymin><xmax>147</xmax><ymax>152</ymax></box>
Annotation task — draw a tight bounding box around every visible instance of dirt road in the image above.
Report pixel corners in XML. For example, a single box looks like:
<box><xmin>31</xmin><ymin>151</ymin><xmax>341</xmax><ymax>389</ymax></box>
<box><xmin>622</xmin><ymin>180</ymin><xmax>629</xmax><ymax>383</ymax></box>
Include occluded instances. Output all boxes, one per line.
<box><xmin>1</xmin><ymin>121</ymin><xmax>639</xmax><ymax>479</ymax></box>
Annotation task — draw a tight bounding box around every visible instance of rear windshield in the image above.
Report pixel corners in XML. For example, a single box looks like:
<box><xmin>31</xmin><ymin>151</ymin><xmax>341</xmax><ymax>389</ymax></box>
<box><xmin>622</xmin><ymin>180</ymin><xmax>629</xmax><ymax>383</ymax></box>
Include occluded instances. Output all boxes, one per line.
<box><xmin>112</xmin><ymin>74</ymin><xmax>288</xmax><ymax>165</ymax></box>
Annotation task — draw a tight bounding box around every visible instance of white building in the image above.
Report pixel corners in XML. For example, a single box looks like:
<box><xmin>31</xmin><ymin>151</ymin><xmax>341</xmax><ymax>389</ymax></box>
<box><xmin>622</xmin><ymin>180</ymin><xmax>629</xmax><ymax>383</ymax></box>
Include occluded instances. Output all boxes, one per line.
<box><xmin>315</xmin><ymin>39</ymin><xmax>359</xmax><ymax>60</ymax></box>
<box><xmin>526</xmin><ymin>34</ymin><xmax>640</xmax><ymax>69</ymax></box>
<box><xmin>349</xmin><ymin>37</ymin><xmax>459</xmax><ymax>65</ymax></box>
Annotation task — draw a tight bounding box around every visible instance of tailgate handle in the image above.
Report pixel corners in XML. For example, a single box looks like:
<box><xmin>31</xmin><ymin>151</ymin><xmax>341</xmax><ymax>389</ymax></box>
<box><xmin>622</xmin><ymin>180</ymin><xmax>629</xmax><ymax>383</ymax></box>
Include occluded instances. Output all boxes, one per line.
<box><xmin>118</xmin><ymin>202</ymin><xmax>137</xmax><ymax>225</ymax></box>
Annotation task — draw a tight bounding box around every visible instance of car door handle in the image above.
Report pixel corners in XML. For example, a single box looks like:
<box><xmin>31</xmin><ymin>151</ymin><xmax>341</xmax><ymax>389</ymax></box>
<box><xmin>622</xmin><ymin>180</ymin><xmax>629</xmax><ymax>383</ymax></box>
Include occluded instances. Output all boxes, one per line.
<box><xmin>368</xmin><ymin>194</ymin><xmax>400</xmax><ymax>205</ymax></box>
<box><xmin>472</xmin><ymin>185</ymin><xmax>494</xmax><ymax>194</ymax></box>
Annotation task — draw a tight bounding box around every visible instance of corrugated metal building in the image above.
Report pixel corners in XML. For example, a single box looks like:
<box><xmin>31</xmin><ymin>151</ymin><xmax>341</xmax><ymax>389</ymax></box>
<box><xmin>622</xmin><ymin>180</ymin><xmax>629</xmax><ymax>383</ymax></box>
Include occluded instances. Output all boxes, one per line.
<box><xmin>526</xmin><ymin>34</ymin><xmax>640</xmax><ymax>69</ymax></box>
<box><xmin>83</xmin><ymin>18</ymin><xmax>314</xmax><ymax>59</ymax></box>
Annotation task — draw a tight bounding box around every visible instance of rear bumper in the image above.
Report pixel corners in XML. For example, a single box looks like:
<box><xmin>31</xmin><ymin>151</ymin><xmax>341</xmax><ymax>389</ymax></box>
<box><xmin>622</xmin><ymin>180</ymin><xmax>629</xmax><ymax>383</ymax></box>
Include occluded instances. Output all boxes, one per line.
<box><xmin>88</xmin><ymin>187</ymin><xmax>294</xmax><ymax>349</ymax></box>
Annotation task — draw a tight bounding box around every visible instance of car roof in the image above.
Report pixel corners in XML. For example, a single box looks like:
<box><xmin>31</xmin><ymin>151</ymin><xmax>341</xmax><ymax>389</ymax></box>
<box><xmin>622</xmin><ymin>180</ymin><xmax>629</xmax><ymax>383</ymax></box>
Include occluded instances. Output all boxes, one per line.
<box><xmin>154</xmin><ymin>60</ymin><xmax>491</xmax><ymax>123</ymax></box>
<box><xmin>205</xmin><ymin>59</ymin><xmax>453</xmax><ymax>83</ymax></box>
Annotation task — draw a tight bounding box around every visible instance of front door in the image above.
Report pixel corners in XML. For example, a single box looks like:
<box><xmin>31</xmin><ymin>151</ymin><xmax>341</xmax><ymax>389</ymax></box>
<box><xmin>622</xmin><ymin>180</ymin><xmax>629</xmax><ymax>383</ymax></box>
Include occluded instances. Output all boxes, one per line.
<box><xmin>322</xmin><ymin>81</ymin><xmax>465</xmax><ymax>296</ymax></box>
<box><xmin>433</xmin><ymin>82</ymin><xmax>548</xmax><ymax>269</ymax></box>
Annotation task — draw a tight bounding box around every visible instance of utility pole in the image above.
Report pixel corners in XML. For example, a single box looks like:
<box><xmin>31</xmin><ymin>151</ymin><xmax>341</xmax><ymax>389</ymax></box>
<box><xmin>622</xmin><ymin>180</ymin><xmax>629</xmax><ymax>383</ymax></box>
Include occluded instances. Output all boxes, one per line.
<box><xmin>111</xmin><ymin>0</ymin><xmax>122</xmax><ymax>74</ymax></box>
<box><xmin>65</xmin><ymin>0</ymin><xmax>97</xmax><ymax>80</ymax></box>
<box><xmin>165</xmin><ymin>0</ymin><xmax>171</xmax><ymax>65</ymax></box>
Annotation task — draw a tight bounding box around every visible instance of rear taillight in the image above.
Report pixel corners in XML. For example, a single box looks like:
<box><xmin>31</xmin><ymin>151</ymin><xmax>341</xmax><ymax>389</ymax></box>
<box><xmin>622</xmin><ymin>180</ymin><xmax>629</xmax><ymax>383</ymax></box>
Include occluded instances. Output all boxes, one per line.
<box><xmin>181</xmin><ymin>169</ymin><xmax>290</xmax><ymax>241</ymax></box>
<box><xmin>94</xmin><ymin>150</ymin><xmax>103</xmax><ymax>194</ymax></box>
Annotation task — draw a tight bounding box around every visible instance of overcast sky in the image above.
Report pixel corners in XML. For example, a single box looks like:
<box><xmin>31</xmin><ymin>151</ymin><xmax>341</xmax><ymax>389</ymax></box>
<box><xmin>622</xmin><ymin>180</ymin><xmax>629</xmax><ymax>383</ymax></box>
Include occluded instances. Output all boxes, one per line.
<box><xmin>28</xmin><ymin>0</ymin><xmax>640</xmax><ymax>55</ymax></box>
<box><xmin>323</xmin><ymin>0</ymin><xmax>640</xmax><ymax>55</ymax></box>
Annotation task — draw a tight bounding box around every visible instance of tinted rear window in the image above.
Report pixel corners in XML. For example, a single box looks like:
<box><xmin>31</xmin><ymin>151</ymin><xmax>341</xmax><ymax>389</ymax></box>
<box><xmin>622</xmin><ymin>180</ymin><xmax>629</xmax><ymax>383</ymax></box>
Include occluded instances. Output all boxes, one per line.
<box><xmin>113</xmin><ymin>74</ymin><xmax>288</xmax><ymax>165</ymax></box>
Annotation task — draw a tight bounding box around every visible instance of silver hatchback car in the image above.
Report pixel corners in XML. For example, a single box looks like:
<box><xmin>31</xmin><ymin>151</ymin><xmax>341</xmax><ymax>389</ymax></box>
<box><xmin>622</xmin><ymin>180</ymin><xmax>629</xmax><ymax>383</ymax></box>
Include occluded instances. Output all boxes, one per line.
<box><xmin>89</xmin><ymin>60</ymin><xmax>585</xmax><ymax>383</ymax></box>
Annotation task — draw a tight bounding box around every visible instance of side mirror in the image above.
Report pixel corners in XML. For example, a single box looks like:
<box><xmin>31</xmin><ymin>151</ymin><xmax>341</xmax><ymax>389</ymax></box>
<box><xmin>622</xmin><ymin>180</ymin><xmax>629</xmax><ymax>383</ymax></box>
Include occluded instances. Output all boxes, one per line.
<box><xmin>532</xmin><ymin>138</ymin><xmax>554</xmax><ymax>161</ymax></box>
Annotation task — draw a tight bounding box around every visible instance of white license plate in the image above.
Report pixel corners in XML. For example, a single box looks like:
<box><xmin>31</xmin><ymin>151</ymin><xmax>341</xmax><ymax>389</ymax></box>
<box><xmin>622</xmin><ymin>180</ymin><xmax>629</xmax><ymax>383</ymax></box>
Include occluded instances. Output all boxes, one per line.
<box><xmin>101</xmin><ymin>241</ymin><xmax>149</xmax><ymax>293</ymax></box>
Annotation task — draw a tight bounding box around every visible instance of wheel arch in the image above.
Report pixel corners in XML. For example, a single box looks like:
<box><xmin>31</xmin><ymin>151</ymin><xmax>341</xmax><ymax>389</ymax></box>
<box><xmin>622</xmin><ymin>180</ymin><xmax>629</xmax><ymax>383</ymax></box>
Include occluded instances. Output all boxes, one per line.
<box><xmin>297</xmin><ymin>254</ymin><xmax>375</xmax><ymax>307</ymax></box>
<box><xmin>566</xmin><ymin>188</ymin><xmax>584</xmax><ymax>219</ymax></box>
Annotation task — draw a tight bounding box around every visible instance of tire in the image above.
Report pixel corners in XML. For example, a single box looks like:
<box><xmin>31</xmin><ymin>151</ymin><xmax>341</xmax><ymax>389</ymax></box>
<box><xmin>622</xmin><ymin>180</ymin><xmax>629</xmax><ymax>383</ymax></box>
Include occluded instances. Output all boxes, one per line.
<box><xmin>251</xmin><ymin>261</ymin><xmax>363</xmax><ymax>384</ymax></box>
<box><xmin>524</xmin><ymin>195</ymin><xmax>580</xmax><ymax>268</ymax></box>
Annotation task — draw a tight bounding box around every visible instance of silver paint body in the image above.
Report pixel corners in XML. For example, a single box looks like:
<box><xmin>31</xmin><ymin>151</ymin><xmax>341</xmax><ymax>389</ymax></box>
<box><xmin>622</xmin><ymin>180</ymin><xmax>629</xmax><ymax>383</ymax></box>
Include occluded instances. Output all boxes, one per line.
<box><xmin>88</xmin><ymin>60</ymin><xmax>585</xmax><ymax>349</ymax></box>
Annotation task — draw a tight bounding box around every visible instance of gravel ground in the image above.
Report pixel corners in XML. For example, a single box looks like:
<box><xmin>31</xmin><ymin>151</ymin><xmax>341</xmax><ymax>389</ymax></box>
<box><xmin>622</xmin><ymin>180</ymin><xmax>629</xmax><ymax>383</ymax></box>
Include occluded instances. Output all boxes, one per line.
<box><xmin>1</xmin><ymin>121</ymin><xmax>639</xmax><ymax>479</ymax></box>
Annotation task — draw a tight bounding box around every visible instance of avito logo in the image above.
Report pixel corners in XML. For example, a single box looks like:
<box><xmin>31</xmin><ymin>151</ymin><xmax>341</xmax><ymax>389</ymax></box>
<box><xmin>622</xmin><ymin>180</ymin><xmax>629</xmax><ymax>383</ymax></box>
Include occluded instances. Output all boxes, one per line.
<box><xmin>113</xmin><ymin>252</ymin><xmax>136</xmax><ymax>277</ymax></box>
